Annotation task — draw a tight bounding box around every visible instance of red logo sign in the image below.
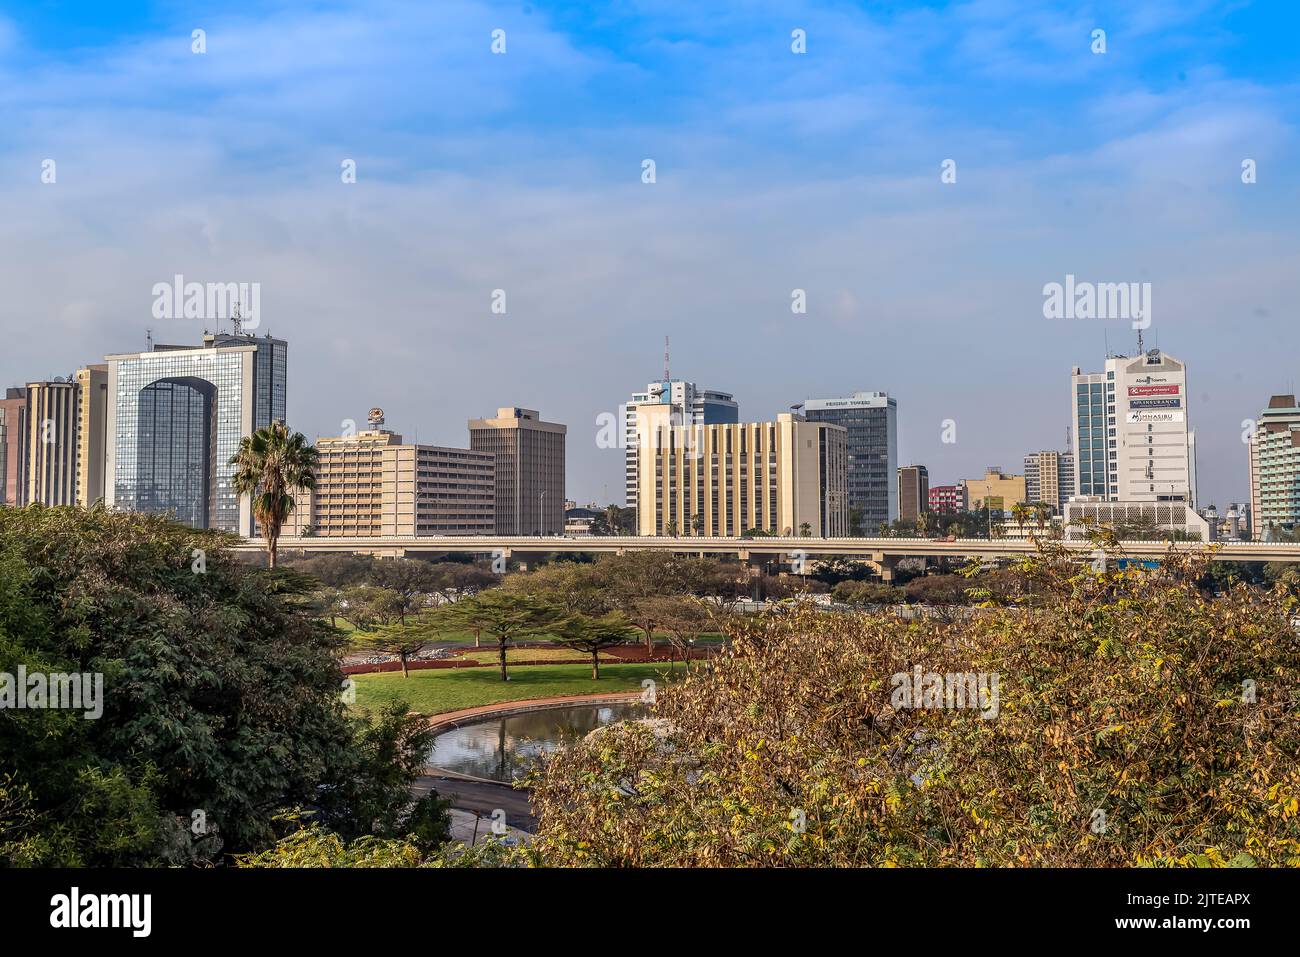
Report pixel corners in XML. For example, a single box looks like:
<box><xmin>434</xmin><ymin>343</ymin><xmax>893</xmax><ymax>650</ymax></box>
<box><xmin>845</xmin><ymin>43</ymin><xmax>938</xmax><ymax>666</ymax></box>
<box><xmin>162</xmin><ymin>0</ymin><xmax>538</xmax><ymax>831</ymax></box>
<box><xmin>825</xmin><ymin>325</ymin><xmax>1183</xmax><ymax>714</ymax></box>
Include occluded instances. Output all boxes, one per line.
<box><xmin>1129</xmin><ymin>385</ymin><xmax>1180</xmax><ymax>396</ymax></box>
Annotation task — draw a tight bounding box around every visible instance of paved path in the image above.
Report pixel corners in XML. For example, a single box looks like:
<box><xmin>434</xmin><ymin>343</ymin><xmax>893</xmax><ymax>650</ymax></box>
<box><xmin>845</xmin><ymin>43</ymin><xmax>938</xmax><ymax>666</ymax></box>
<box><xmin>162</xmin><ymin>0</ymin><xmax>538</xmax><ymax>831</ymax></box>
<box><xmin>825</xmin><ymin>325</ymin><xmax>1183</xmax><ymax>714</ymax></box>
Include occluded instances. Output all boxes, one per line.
<box><xmin>415</xmin><ymin>774</ymin><xmax>537</xmax><ymax>833</ymax></box>
<box><xmin>424</xmin><ymin>690</ymin><xmax>641</xmax><ymax>731</ymax></box>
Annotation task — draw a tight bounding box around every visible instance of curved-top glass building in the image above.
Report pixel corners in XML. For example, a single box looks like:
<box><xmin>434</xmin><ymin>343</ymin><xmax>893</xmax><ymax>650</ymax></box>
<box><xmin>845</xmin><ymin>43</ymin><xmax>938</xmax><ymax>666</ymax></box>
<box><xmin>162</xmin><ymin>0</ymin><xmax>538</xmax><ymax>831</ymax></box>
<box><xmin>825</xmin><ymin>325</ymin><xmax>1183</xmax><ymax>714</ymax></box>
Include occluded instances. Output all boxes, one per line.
<box><xmin>105</xmin><ymin>333</ymin><xmax>287</xmax><ymax>535</ymax></box>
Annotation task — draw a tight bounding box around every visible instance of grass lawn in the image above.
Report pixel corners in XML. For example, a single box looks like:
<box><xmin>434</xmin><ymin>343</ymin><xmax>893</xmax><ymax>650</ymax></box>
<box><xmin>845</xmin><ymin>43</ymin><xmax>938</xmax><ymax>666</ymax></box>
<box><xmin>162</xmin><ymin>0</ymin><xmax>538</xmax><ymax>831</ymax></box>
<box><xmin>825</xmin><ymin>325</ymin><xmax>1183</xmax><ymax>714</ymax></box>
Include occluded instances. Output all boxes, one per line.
<box><xmin>351</xmin><ymin>662</ymin><xmax>678</xmax><ymax>715</ymax></box>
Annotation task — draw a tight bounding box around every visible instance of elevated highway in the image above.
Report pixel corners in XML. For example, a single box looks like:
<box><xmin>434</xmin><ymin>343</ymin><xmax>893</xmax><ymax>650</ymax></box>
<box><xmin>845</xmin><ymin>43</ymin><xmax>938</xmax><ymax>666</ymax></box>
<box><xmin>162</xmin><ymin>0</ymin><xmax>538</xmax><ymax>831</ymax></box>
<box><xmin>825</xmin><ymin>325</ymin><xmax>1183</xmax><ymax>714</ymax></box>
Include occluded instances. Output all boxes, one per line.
<box><xmin>231</xmin><ymin>534</ymin><xmax>1300</xmax><ymax>574</ymax></box>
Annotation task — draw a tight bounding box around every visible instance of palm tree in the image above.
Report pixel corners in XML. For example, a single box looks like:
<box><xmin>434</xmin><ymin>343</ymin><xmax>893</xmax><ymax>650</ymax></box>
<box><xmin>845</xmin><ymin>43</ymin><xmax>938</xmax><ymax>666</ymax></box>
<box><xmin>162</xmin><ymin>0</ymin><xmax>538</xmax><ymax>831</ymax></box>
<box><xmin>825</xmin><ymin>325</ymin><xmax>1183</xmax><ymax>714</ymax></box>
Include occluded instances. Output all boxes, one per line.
<box><xmin>1033</xmin><ymin>502</ymin><xmax>1052</xmax><ymax>536</ymax></box>
<box><xmin>229</xmin><ymin>420</ymin><xmax>318</xmax><ymax>569</ymax></box>
<box><xmin>603</xmin><ymin>503</ymin><xmax>623</xmax><ymax>536</ymax></box>
<box><xmin>1011</xmin><ymin>502</ymin><xmax>1029</xmax><ymax>536</ymax></box>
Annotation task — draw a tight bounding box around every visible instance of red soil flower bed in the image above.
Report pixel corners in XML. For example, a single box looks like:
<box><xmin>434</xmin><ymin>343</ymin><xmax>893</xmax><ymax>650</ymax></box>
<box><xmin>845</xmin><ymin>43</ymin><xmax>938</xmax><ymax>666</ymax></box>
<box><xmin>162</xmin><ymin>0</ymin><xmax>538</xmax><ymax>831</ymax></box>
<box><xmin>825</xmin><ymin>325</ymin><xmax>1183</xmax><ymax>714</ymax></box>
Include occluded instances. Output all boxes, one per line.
<box><xmin>341</xmin><ymin>642</ymin><xmax>712</xmax><ymax>675</ymax></box>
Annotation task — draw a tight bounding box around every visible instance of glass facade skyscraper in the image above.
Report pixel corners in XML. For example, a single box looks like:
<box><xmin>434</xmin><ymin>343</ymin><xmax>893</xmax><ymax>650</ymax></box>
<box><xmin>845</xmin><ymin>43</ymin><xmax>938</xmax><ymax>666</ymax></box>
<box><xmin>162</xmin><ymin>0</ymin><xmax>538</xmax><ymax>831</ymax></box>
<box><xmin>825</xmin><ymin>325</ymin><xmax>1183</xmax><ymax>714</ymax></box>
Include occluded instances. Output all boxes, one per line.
<box><xmin>802</xmin><ymin>391</ymin><xmax>898</xmax><ymax>532</ymax></box>
<box><xmin>106</xmin><ymin>333</ymin><xmax>287</xmax><ymax>534</ymax></box>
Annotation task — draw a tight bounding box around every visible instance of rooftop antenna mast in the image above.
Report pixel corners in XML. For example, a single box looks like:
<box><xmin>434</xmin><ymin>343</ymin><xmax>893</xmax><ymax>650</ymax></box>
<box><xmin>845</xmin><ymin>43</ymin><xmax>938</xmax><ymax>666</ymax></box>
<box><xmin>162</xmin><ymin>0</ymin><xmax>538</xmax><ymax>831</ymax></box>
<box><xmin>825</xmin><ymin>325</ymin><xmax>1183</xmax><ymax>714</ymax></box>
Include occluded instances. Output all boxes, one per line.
<box><xmin>231</xmin><ymin>301</ymin><xmax>243</xmax><ymax>337</ymax></box>
<box><xmin>146</xmin><ymin>328</ymin><xmax>153</xmax><ymax>352</ymax></box>
<box><xmin>663</xmin><ymin>335</ymin><xmax>670</xmax><ymax>382</ymax></box>
<box><xmin>1137</xmin><ymin>325</ymin><xmax>1145</xmax><ymax>354</ymax></box>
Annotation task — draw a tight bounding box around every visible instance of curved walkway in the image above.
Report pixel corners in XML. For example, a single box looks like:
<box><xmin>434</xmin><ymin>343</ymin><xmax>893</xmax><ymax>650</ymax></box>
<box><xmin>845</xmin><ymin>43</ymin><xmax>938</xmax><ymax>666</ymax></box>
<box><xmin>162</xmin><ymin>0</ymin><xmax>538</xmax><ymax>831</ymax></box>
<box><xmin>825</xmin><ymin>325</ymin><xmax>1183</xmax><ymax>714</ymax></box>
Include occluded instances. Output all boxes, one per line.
<box><xmin>424</xmin><ymin>690</ymin><xmax>642</xmax><ymax>734</ymax></box>
<box><xmin>420</xmin><ymin>690</ymin><xmax>642</xmax><ymax>835</ymax></box>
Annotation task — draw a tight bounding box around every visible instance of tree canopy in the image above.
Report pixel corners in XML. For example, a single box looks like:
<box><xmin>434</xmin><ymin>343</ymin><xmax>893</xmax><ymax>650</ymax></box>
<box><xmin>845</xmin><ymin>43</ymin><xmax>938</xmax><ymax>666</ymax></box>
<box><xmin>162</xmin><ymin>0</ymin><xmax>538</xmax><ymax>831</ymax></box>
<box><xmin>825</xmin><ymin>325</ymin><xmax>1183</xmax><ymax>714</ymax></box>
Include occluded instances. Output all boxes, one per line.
<box><xmin>528</xmin><ymin>545</ymin><xmax>1300</xmax><ymax>866</ymax></box>
<box><xmin>0</xmin><ymin>505</ymin><xmax>444</xmax><ymax>865</ymax></box>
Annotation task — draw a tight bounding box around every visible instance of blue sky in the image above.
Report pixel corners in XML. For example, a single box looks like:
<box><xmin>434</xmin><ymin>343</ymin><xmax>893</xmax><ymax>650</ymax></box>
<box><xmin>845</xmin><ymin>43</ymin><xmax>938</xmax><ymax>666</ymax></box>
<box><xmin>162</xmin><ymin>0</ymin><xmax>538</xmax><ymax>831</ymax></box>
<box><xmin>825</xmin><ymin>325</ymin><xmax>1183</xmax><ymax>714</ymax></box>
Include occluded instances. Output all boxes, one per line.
<box><xmin>2</xmin><ymin>0</ymin><xmax>1299</xmax><ymax>507</ymax></box>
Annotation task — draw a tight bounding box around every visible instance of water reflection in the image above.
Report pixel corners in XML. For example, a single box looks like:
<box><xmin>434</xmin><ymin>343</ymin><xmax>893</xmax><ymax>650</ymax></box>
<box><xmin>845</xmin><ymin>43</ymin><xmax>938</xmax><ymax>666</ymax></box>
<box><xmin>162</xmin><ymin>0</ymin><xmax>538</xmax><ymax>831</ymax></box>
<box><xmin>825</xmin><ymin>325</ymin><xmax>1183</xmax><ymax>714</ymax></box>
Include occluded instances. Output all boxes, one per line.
<box><xmin>428</xmin><ymin>702</ymin><xmax>648</xmax><ymax>782</ymax></box>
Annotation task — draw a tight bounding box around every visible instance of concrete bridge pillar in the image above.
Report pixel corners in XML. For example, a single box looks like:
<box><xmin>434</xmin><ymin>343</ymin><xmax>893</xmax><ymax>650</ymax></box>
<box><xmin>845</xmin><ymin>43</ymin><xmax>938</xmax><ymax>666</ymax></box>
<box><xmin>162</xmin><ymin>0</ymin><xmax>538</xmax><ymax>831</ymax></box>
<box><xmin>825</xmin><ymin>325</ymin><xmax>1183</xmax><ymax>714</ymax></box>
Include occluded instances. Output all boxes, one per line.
<box><xmin>866</xmin><ymin>553</ymin><xmax>900</xmax><ymax>582</ymax></box>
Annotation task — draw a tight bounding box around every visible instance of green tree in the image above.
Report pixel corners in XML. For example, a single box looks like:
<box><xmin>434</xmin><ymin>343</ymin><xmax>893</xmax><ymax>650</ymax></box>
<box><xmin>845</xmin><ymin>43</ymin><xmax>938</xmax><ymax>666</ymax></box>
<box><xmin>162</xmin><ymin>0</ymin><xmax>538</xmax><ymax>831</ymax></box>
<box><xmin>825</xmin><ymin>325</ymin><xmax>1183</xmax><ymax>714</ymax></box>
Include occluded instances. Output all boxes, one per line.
<box><xmin>340</xmin><ymin>585</ymin><xmax>405</xmax><ymax>632</ymax></box>
<box><xmin>1011</xmin><ymin>502</ymin><xmax>1029</xmax><ymax>535</ymax></box>
<box><xmin>604</xmin><ymin>503</ymin><xmax>623</xmax><ymax>536</ymax></box>
<box><xmin>447</xmin><ymin>590</ymin><xmax>560</xmax><ymax>681</ymax></box>
<box><xmin>229</xmin><ymin>420</ymin><xmax>318</xmax><ymax>568</ymax></box>
<box><xmin>0</xmin><ymin>506</ymin><xmax>444</xmax><ymax>866</ymax></box>
<box><xmin>503</xmin><ymin>561</ymin><xmax>610</xmax><ymax>616</ymax></box>
<box><xmin>639</xmin><ymin>595</ymin><xmax>712</xmax><ymax>670</ymax></box>
<box><xmin>1033</xmin><ymin>502</ymin><xmax>1053</xmax><ymax>536</ymax></box>
<box><xmin>549</xmin><ymin>612</ymin><xmax>636</xmax><ymax>679</ymax></box>
<box><xmin>589</xmin><ymin>504</ymin><xmax>635</xmax><ymax>537</ymax></box>
<box><xmin>361</xmin><ymin>621</ymin><xmax>430</xmax><ymax>677</ymax></box>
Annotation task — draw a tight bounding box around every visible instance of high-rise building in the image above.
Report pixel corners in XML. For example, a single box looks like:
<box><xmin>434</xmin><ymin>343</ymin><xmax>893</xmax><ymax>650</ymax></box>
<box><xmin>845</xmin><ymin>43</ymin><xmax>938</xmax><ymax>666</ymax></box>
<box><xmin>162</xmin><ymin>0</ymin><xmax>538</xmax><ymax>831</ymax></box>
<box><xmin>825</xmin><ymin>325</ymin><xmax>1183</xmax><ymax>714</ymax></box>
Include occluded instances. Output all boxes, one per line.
<box><xmin>105</xmin><ymin>332</ymin><xmax>288</xmax><ymax>534</ymax></box>
<box><xmin>928</xmin><ymin>483</ymin><xmax>965</xmax><ymax>514</ymax></box>
<box><xmin>24</xmin><ymin>378</ymin><xmax>80</xmax><ymax>506</ymax></box>
<box><xmin>7</xmin><ymin>367</ymin><xmax>109</xmax><ymax>508</ymax></box>
<box><xmin>897</xmin><ymin>465</ymin><xmax>929</xmax><ymax>523</ymax></box>
<box><xmin>75</xmin><ymin>365</ymin><xmax>109</xmax><ymax>506</ymax></box>
<box><xmin>634</xmin><ymin>407</ymin><xmax>848</xmax><ymax>537</ymax></box>
<box><xmin>1023</xmin><ymin>450</ymin><xmax>1076</xmax><ymax>515</ymax></box>
<box><xmin>962</xmin><ymin>467</ymin><xmax>1026</xmax><ymax>517</ymax></box>
<box><xmin>0</xmin><ymin>388</ymin><xmax>29</xmax><ymax>506</ymax></box>
<box><xmin>802</xmin><ymin>391</ymin><xmax>897</xmax><ymax>532</ymax></box>
<box><xmin>624</xmin><ymin>379</ymin><xmax>737</xmax><ymax>509</ymax></box>
<box><xmin>1248</xmin><ymin>394</ymin><xmax>1300</xmax><ymax>539</ymax></box>
<box><xmin>1070</xmin><ymin>348</ymin><xmax>1192</xmax><ymax>504</ymax></box>
<box><xmin>300</xmin><ymin>424</ymin><xmax>495</xmax><ymax>537</ymax></box>
<box><xmin>469</xmin><ymin>407</ymin><xmax>566</xmax><ymax>535</ymax></box>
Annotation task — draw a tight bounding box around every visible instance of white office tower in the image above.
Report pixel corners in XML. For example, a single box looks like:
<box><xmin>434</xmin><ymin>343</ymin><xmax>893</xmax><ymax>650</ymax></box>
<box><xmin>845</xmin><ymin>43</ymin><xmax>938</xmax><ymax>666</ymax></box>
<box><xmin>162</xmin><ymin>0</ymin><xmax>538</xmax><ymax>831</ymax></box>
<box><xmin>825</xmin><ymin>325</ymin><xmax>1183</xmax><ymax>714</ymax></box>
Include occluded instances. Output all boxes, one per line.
<box><xmin>1066</xmin><ymin>348</ymin><xmax>1206</xmax><ymax>540</ymax></box>
<box><xmin>623</xmin><ymin>378</ymin><xmax>738</xmax><ymax>509</ymax></box>
<box><xmin>1070</xmin><ymin>348</ymin><xmax>1192</xmax><ymax>504</ymax></box>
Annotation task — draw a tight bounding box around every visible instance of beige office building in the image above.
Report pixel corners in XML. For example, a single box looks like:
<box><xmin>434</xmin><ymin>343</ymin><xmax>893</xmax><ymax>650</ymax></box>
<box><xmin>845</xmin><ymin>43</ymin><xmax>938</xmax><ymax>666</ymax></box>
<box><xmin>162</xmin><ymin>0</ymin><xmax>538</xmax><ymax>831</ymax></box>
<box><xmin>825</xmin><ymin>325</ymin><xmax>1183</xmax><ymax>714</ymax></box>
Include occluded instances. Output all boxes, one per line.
<box><xmin>24</xmin><ymin>379</ymin><xmax>79</xmax><ymax>506</ymax></box>
<box><xmin>634</xmin><ymin>407</ymin><xmax>848</xmax><ymax>537</ymax></box>
<box><xmin>299</xmin><ymin>429</ymin><xmax>495</xmax><ymax>537</ymax></box>
<box><xmin>75</xmin><ymin>365</ymin><xmax>109</xmax><ymax>506</ymax></box>
<box><xmin>469</xmin><ymin>407</ymin><xmax>566</xmax><ymax>535</ymax></box>
<box><xmin>17</xmin><ymin>367</ymin><xmax>109</xmax><ymax>508</ymax></box>
<box><xmin>1023</xmin><ymin>449</ymin><xmax>1075</xmax><ymax>515</ymax></box>
<box><xmin>962</xmin><ymin>467</ymin><xmax>1027</xmax><ymax>517</ymax></box>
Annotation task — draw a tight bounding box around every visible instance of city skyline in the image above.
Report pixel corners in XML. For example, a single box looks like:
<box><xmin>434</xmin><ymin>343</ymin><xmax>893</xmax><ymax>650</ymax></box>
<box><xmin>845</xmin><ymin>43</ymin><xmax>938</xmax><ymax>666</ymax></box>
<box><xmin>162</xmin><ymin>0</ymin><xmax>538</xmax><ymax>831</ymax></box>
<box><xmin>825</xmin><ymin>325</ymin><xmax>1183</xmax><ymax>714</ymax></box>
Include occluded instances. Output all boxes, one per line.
<box><xmin>1</xmin><ymin>325</ymin><xmax>1281</xmax><ymax>514</ymax></box>
<box><xmin>2</xmin><ymin>1</ymin><xmax>1298</xmax><ymax>511</ymax></box>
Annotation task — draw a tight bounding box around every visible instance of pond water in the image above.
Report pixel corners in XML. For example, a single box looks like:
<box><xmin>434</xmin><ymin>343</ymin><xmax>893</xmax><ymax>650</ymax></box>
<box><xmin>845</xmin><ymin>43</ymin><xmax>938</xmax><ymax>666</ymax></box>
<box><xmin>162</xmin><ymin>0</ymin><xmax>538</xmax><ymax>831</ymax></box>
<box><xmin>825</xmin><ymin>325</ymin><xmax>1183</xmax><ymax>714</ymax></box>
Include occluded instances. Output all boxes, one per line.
<box><xmin>427</xmin><ymin>701</ymin><xmax>648</xmax><ymax>782</ymax></box>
